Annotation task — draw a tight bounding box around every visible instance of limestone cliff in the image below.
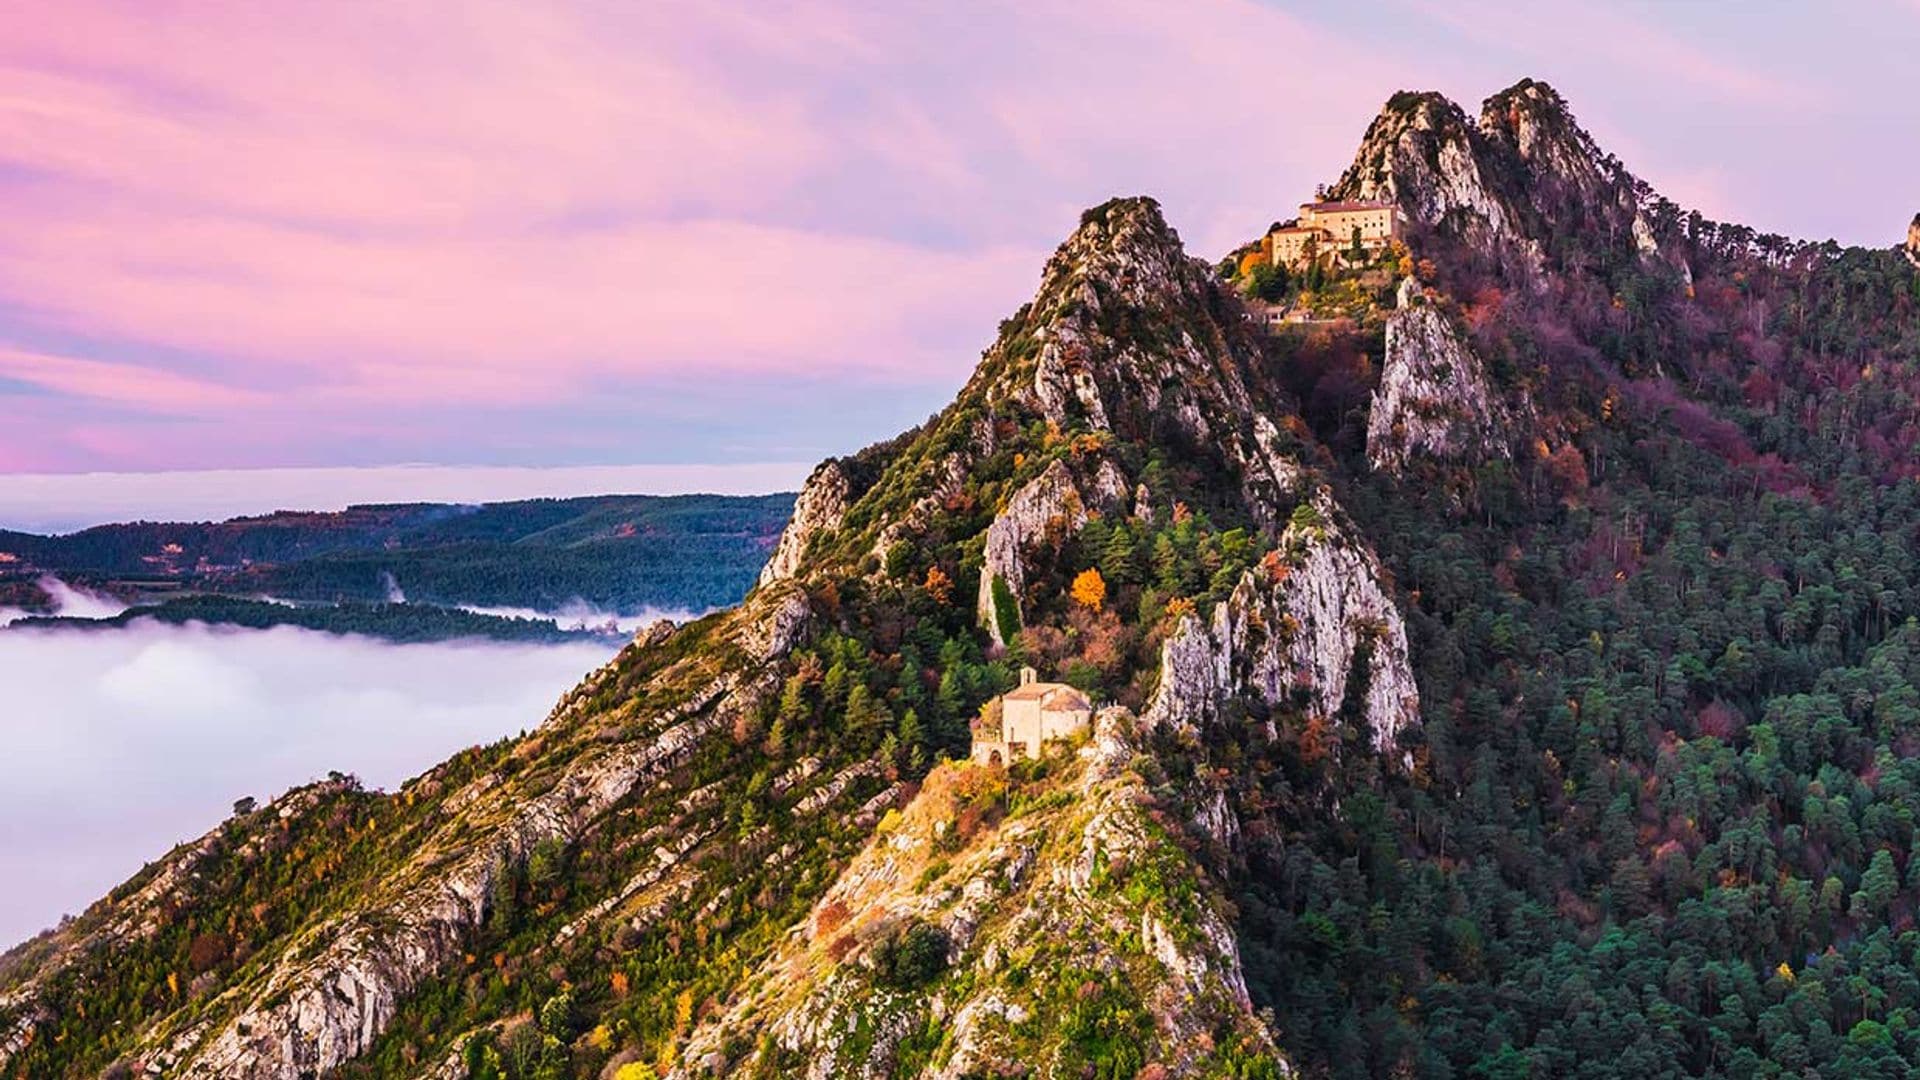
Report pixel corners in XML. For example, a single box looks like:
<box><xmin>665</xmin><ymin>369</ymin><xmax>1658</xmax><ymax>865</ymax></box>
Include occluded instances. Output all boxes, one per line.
<box><xmin>1145</xmin><ymin>489</ymin><xmax>1417</xmax><ymax>763</ymax></box>
<box><xmin>1005</xmin><ymin>199</ymin><xmax>1307</xmax><ymax>528</ymax></box>
<box><xmin>1366</xmin><ymin>286</ymin><xmax>1518</xmax><ymax>472</ymax></box>
<box><xmin>1333</xmin><ymin>89</ymin><xmax>1524</xmax><ymax>254</ymax></box>
<box><xmin>977</xmin><ymin>459</ymin><xmax>1089</xmax><ymax>645</ymax></box>
<box><xmin>1334</xmin><ymin>79</ymin><xmax>1678</xmax><ymax>280</ymax></box>
<box><xmin>759</xmin><ymin>461</ymin><xmax>851</xmax><ymax>586</ymax></box>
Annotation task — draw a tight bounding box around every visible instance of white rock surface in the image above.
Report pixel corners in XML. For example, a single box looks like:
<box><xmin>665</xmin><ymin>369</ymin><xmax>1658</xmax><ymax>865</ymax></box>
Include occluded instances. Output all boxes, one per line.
<box><xmin>760</xmin><ymin>460</ymin><xmax>851</xmax><ymax>586</ymax></box>
<box><xmin>976</xmin><ymin>459</ymin><xmax>1087</xmax><ymax>645</ymax></box>
<box><xmin>1367</xmin><ymin>302</ymin><xmax>1515</xmax><ymax>472</ymax></box>
<box><xmin>1146</xmin><ymin>490</ymin><xmax>1417</xmax><ymax>763</ymax></box>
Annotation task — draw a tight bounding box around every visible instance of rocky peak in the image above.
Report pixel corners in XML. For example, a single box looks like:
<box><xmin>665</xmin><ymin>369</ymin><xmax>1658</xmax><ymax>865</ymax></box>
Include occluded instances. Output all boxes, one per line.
<box><xmin>757</xmin><ymin>460</ymin><xmax>850</xmax><ymax>587</ymax></box>
<box><xmin>1334</xmin><ymin>79</ymin><xmax>1668</xmax><ymax>273</ymax></box>
<box><xmin>998</xmin><ymin>196</ymin><xmax>1263</xmax><ymax>438</ymax></box>
<box><xmin>1002</xmin><ymin>198</ymin><xmax>1308</xmax><ymax>528</ymax></box>
<box><xmin>1331</xmin><ymin>88</ymin><xmax>1522</xmax><ymax>250</ymax></box>
<box><xmin>1477</xmin><ymin>79</ymin><xmax>1597</xmax><ymax>176</ymax></box>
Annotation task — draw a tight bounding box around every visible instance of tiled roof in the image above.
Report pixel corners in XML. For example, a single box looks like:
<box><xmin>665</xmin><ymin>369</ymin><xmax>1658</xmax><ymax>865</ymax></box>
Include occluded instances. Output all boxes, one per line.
<box><xmin>1003</xmin><ymin>682</ymin><xmax>1091</xmax><ymax>711</ymax></box>
<box><xmin>1302</xmin><ymin>200</ymin><xmax>1394</xmax><ymax>213</ymax></box>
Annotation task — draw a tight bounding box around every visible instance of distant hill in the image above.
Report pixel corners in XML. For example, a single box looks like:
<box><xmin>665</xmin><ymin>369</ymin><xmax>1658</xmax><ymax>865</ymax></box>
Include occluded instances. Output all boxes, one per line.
<box><xmin>0</xmin><ymin>493</ymin><xmax>796</xmax><ymax>630</ymax></box>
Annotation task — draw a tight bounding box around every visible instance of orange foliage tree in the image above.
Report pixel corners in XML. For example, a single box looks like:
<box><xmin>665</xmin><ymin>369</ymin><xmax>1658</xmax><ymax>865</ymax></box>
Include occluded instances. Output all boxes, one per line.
<box><xmin>1070</xmin><ymin>568</ymin><xmax>1106</xmax><ymax>610</ymax></box>
<box><xmin>923</xmin><ymin>565</ymin><xmax>954</xmax><ymax>605</ymax></box>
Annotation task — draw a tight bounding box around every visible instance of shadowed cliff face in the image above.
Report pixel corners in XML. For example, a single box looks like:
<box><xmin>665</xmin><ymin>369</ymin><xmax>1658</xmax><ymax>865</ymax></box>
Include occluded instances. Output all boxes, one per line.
<box><xmin>13</xmin><ymin>77</ymin><xmax>1920</xmax><ymax>1080</ymax></box>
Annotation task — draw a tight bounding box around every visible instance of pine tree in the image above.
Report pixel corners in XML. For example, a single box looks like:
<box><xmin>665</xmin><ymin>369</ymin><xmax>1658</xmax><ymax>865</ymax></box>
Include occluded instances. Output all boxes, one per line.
<box><xmin>778</xmin><ymin>674</ymin><xmax>810</xmax><ymax>725</ymax></box>
<box><xmin>1101</xmin><ymin>524</ymin><xmax>1138</xmax><ymax>585</ymax></box>
<box><xmin>1152</xmin><ymin>533</ymin><xmax>1181</xmax><ymax>592</ymax></box>
<box><xmin>898</xmin><ymin>707</ymin><xmax>926</xmax><ymax>757</ymax></box>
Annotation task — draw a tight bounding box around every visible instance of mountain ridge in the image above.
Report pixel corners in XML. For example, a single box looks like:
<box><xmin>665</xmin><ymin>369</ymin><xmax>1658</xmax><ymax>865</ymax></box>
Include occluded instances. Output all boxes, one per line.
<box><xmin>10</xmin><ymin>77</ymin><xmax>1920</xmax><ymax>1079</ymax></box>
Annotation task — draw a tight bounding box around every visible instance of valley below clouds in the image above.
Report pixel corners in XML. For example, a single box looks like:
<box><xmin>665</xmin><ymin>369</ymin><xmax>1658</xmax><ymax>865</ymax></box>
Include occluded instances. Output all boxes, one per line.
<box><xmin>0</xmin><ymin>621</ymin><xmax>617</xmax><ymax>948</ymax></box>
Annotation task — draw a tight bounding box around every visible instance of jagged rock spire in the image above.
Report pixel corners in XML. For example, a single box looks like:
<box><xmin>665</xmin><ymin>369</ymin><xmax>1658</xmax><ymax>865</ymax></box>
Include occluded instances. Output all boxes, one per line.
<box><xmin>1332</xmin><ymin>78</ymin><xmax>1668</xmax><ymax>273</ymax></box>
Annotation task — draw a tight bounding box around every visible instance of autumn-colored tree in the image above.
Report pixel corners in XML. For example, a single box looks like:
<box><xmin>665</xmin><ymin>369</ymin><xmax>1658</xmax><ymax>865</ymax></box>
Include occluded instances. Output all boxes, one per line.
<box><xmin>815</xmin><ymin>899</ymin><xmax>852</xmax><ymax>938</ymax></box>
<box><xmin>1237</xmin><ymin>249</ymin><xmax>1267</xmax><ymax>278</ymax></box>
<box><xmin>923</xmin><ymin>565</ymin><xmax>953</xmax><ymax>605</ymax></box>
<box><xmin>1070</xmin><ymin>568</ymin><xmax>1106</xmax><ymax>610</ymax></box>
<box><xmin>1260</xmin><ymin>549</ymin><xmax>1292</xmax><ymax>584</ymax></box>
<box><xmin>1299</xmin><ymin>714</ymin><xmax>1331</xmax><ymax>765</ymax></box>
<box><xmin>1544</xmin><ymin>442</ymin><xmax>1590</xmax><ymax>501</ymax></box>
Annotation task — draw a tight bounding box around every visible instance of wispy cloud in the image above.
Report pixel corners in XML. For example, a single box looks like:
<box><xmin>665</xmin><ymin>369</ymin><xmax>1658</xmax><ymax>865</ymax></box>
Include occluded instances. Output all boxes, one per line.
<box><xmin>0</xmin><ymin>346</ymin><xmax>262</xmax><ymax>412</ymax></box>
<box><xmin>0</xmin><ymin>2</ymin><xmax>1909</xmax><ymax>473</ymax></box>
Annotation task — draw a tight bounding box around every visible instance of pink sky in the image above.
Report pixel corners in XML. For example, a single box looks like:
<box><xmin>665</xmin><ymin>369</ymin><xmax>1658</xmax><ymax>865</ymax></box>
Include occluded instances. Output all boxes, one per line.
<box><xmin>2</xmin><ymin>2</ymin><xmax>1916</xmax><ymax>479</ymax></box>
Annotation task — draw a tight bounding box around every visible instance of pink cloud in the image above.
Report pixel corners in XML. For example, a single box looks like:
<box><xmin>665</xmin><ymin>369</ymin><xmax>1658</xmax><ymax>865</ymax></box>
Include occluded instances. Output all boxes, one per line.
<box><xmin>0</xmin><ymin>0</ymin><xmax>1409</xmax><ymax>430</ymax></box>
<box><xmin>3</xmin><ymin>2</ymin><xmax>1894</xmax><ymax>476</ymax></box>
<box><xmin>1417</xmin><ymin>2</ymin><xmax>1819</xmax><ymax>110</ymax></box>
<box><xmin>0</xmin><ymin>210</ymin><xmax>1041</xmax><ymax>396</ymax></box>
<box><xmin>0</xmin><ymin>346</ymin><xmax>263</xmax><ymax>412</ymax></box>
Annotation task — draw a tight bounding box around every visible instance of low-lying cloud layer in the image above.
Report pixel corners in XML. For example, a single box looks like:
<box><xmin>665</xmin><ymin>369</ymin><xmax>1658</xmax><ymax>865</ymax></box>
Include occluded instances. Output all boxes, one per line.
<box><xmin>0</xmin><ymin>621</ymin><xmax>615</xmax><ymax>949</ymax></box>
<box><xmin>456</xmin><ymin>600</ymin><xmax>704</xmax><ymax>635</ymax></box>
<box><xmin>0</xmin><ymin>575</ymin><xmax>128</xmax><ymax>626</ymax></box>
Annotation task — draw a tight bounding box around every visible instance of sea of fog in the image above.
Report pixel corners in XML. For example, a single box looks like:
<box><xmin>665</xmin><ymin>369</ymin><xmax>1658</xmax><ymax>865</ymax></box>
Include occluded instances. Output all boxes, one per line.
<box><xmin>0</xmin><ymin>617</ymin><xmax>619</xmax><ymax>949</ymax></box>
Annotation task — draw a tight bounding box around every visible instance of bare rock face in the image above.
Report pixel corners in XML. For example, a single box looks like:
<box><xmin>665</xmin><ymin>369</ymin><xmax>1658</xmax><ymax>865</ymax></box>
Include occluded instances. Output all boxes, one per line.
<box><xmin>1336</xmin><ymin>80</ymin><xmax>1676</xmax><ymax>281</ymax></box>
<box><xmin>632</xmin><ymin>617</ymin><xmax>678</xmax><ymax>649</ymax></box>
<box><xmin>1367</xmin><ymin>297</ymin><xmax>1517</xmax><ymax>472</ymax></box>
<box><xmin>1334</xmin><ymin>90</ymin><xmax>1523</xmax><ymax>253</ymax></box>
<box><xmin>759</xmin><ymin>460</ymin><xmax>851</xmax><ymax>586</ymax></box>
<box><xmin>1145</xmin><ymin>490</ymin><xmax>1417</xmax><ymax>763</ymax></box>
<box><xmin>1273</xmin><ymin>495</ymin><xmax>1419</xmax><ymax>760</ymax></box>
<box><xmin>996</xmin><ymin>198</ymin><xmax>1307</xmax><ymax>529</ymax></box>
<box><xmin>977</xmin><ymin>459</ymin><xmax>1087</xmax><ymax>645</ymax></box>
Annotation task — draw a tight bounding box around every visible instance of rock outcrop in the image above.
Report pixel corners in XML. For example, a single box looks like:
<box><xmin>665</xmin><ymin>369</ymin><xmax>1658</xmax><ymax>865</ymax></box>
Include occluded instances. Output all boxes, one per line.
<box><xmin>672</xmin><ymin>711</ymin><xmax>1290</xmax><ymax>1079</ymax></box>
<box><xmin>1146</xmin><ymin>490</ymin><xmax>1417</xmax><ymax>763</ymax></box>
<box><xmin>977</xmin><ymin>459</ymin><xmax>1088</xmax><ymax>645</ymax></box>
<box><xmin>1002</xmin><ymin>198</ymin><xmax>1306</xmax><ymax>529</ymax></box>
<box><xmin>1367</xmin><ymin>290</ymin><xmax>1516</xmax><ymax>472</ymax></box>
<box><xmin>1334</xmin><ymin>79</ymin><xmax>1676</xmax><ymax>280</ymax></box>
<box><xmin>759</xmin><ymin>461</ymin><xmax>852</xmax><ymax>586</ymax></box>
<box><xmin>1334</xmin><ymin>89</ymin><xmax>1524</xmax><ymax>253</ymax></box>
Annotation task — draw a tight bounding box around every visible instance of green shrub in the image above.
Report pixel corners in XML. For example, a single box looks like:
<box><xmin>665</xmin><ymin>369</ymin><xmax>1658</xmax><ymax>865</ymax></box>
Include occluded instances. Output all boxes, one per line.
<box><xmin>874</xmin><ymin>922</ymin><xmax>951</xmax><ymax>990</ymax></box>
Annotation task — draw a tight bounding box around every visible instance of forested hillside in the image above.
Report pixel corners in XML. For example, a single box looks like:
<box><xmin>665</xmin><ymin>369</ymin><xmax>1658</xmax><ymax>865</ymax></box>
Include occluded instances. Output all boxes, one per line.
<box><xmin>7</xmin><ymin>79</ymin><xmax>1920</xmax><ymax>1079</ymax></box>
<box><xmin>0</xmin><ymin>493</ymin><xmax>793</xmax><ymax>614</ymax></box>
